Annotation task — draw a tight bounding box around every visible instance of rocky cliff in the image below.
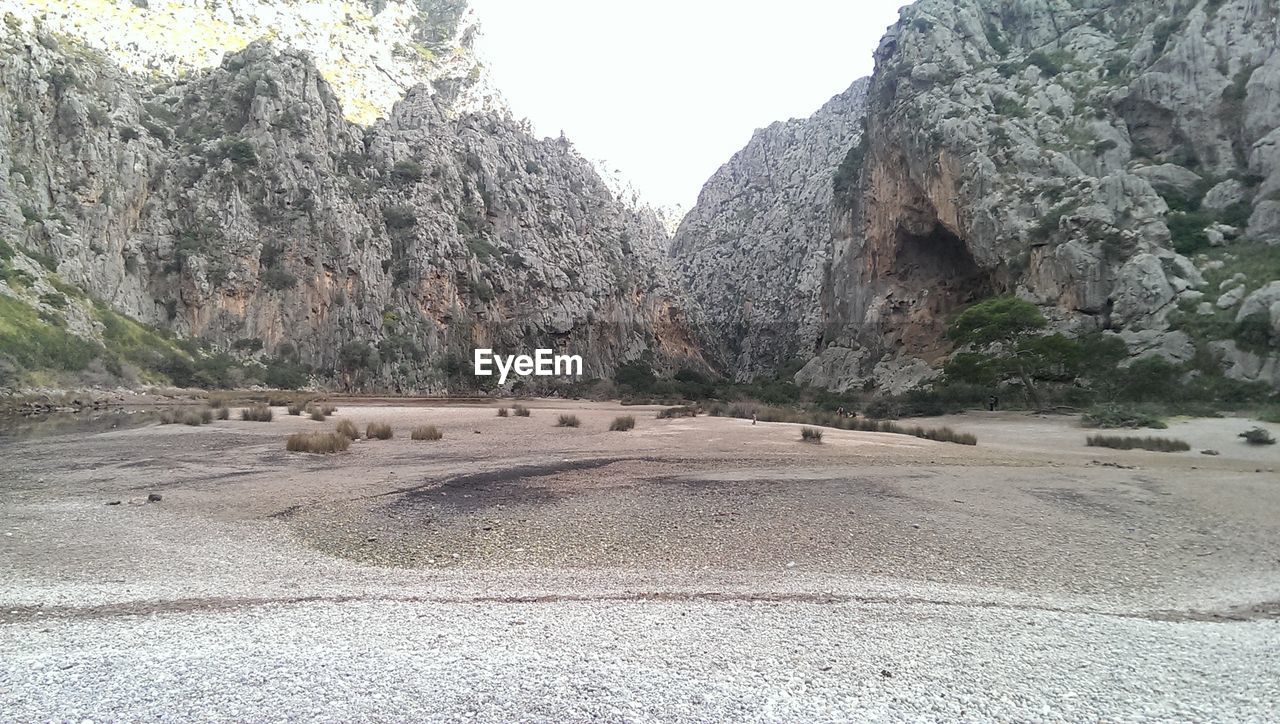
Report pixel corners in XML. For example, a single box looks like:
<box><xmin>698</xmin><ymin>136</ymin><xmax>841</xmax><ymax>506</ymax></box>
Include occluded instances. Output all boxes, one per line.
<box><xmin>0</xmin><ymin>5</ymin><xmax>704</xmax><ymax>392</ymax></box>
<box><xmin>670</xmin><ymin>80</ymin><xmax>869</xmax><ymax>381</ymax></box>
<box><xmin>679</xmin><ymin>0</ymin><xmax>1280</xmax><ymax>392</ymax></box>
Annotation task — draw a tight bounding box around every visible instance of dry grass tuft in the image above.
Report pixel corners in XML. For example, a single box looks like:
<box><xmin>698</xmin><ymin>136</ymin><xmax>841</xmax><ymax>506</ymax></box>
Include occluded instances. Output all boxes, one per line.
<box><xmin>287</xmin><ymin>401</ymin><xmax>308</xmax><ymax>416</ymax></box>
<box><xmin>240</xmin><ymin>404</ymin><xmax>274</xmax><ymax>422</ymax></box>
<box><xmin>334</xmin><ymin>419</ymin><xmax>359</xmax><ymax>440</ymax></box>
<box><xmin>497</xmin><ymin>407</ymin><xmax>509</xmax><ymax>417</ymax></box>
<box><xmin>411</xmin><ymin>424</ymin><xmax>443</xmax><ymax>440</ymax></box>
<box><xmin>365</xmin><ymin>422</ymin><xmax>393</xmax><ymax>440</ymax></box>
<box><xmin>513</xmin><ymin>404</ymin><xmax>531</xmax><ymax>417</ymax></box>
<box><xmin>557</xmin><ymin>414</ymin><xmax>581</xmax><ymax>428</ymax></box>
<box><xmin>1086</xmin><ymin>434</ymin><xmax>1190</xmax><ymax>452</ymax></box>
<box><xmin>215</xmin><ymin>406</ymin><xmax>230</xmax><ymax>420</ymax></box>
<box><xmin>309</xmin><ymin>407</ymin><xmax>327</xmax><ymax>422</ymax></box>
<box><xmin>656</xmin><ymin>405</ymin><xmax>698</xmax><ymax>419</ymax></box>
<box><xmin>800</xmin><ymin>426</ymin><xmax>823</xmax><ymax>443</ymax></box>
<box><xmin>610</xmin><ymin>415</ymin><xmax>636</xmax><ymax>432</ymax></box>
<box><xmin>319</xmin><ymin>402</ymin><xmax>338</xmax><ymax>415</ymax></box>
<box><xmin>286</xmin><ymin>432</ymin><xmax>351</xmax><ymax>454</ymax></box>
<box><xmin>161</xmin><ymin>407</ymin><xmax>213</xmax><ymax>426</ymax></box>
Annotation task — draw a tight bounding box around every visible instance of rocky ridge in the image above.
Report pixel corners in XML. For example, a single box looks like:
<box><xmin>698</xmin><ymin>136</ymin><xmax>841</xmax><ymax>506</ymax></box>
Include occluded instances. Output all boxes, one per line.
<box><xmin>0</xmin><ymin>18</ymin><xmax>705</xmax><ymax>392</ymax></box>
<box><xmin>677</xmin><ymin>0</ymin><xmax>1280</xmax><ymax>391</ymax></box>
<box><xmin>670</xmin><ymin>80</ymin><xmax>870</xmax><ymax>381</ymax></box>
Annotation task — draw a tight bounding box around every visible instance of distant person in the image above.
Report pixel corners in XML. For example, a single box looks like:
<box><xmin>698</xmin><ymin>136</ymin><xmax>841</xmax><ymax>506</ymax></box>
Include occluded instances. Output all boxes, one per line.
<box><xmin>988</xmin><ymin>395</ymin><xmax>998</xmax><ymax>412</ymax></box>
<box><xmin>752</xmin><ymin>411</ymin><xmax>757</xmax><ymax>425</ymax></box>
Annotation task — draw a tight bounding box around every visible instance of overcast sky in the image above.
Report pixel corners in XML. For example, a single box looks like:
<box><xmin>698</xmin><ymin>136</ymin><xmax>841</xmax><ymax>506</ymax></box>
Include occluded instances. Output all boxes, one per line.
<box><xmin>468</xmin><ymin>0</ymin><xmax>910</xmax><ymax>209</ymax></box>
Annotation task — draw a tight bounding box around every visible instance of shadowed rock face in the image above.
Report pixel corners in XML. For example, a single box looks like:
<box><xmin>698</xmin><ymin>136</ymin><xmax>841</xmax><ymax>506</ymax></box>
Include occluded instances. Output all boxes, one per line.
<box><xmin>0</xmin><ymin>32</ymin><xmax>705</xmax><ymax>391</ymax></box>
<box><xmin>670</xmin><ymin>80</ymin><xmax>869</xmax><ymax>381</ymax></box>
<box><xmin>681</xmin><ymin>0</ymin><xmax>1280</xmax><ymax>392</ymax></box>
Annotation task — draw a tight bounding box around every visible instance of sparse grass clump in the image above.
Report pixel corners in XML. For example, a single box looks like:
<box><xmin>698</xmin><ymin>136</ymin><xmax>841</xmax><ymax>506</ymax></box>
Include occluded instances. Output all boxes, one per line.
<box><xmin>240</xmin><ymin>404</ymin><xmax>273</xmax><ymax>422</ymax></box>
<box><xmin>334</xmin><ymin>419</ymin><xmax>359</xmax><ymax>440</ymax></box>
<box><xmin>365</xmin><ymin>422</ymin><xmax>393</xmax><ymax>440</ymax></box>
<box><xmin>287</xmin><ymin>401</ymin><xmax>307</xmax><ymax>416</ymax></box>
<box><xmin>1082</xmin><ymin>403</ymin><xmax>1167</xmax><ymax>430</ymax></box>
<box><xmin>286</xmin><ymin>432</ymin><xmax>351</xmax><ymax>454</ymax></box>
<box><xmin>214</xmin><ymin>406</ymin><xmax>230</xmax><ymax>420</ymax></box>
<box><xmin>512</xmin><ymin>404</ymin><xmax>531</xmax><ymax>417</ymax></box>
<box><xmin>160</xmin><ymin>407</ymin><xmax>215</xmax><ymax>426</ymax></box>
<box><xmin>309</xmin><ymin>407</ymin><xmax>327</xmax><ymax>422</ymax></box>
<box><xmin>610</xmin><ymin>415</ymin><xmax>636</xmax><ymax>432</ymax></box>
<box><xmin>557</xmin><ymin>414</ymin><xmax>581</xmax><ymax>428</ymax></box>
<box><xmin>657</xmin><ymin>405</ymin><xmax>697</xmax><ymax>419</ymax></box>
<box><xmin>1086</xmin><ymin>434</ymin><xmax>1190</xmax><ymax>452</ymax></box>
<box><xmin>800</xmin><ymin>427</ymin><xmax>823</xmax><ymax>443</ymax></box>
<box><xmin>715</xmin><ymin>403</ymin><xmax>979</xmax><ymax>446</ymax></box>
<box><xmin>497</xmin><ymin>407</ymin><xmax>509</xmax><ymax>417</ymax></box>
<box><xmin>1240</xmin><ymin>427</ymin><xmax>1276</xmax><ymax>445</ymax></box>
<box><xmin>411</xmin><ymin>424</ymin><xmax>443</xmax><ymax>440</ymax></box>
<box><xmin>319</xmin><ymin>402</ymin><xmax>337</xmax><ymax>415</ymax></box>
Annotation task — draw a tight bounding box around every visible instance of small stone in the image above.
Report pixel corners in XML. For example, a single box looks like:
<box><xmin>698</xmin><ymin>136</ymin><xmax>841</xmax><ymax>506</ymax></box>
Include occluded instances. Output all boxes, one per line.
<box><xmin>881</xmin><ymin>669</ymin><xmax>893</xmax><ymax>678</ymax></box>
<box><xmin>106</xmin><ymin>500</ymin><xmax>122</xmax><ymax>506</ymax></box>
<box><xmin>1201</xmin><ymin>449</ymin><xmax>1220</xmax><ymax>456</ymax></box>
<box><xmin>147</xmin><ymin>493</ymin><xmax>162</xmax><ymax>503</ymax></box>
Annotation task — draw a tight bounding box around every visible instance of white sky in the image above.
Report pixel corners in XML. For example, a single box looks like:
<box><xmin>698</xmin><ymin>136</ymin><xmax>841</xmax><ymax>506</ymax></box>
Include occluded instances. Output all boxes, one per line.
<box><xmin>468</xmin><ymin>0</ymin><xmax>910</xmax><ymax>209</ymax></box>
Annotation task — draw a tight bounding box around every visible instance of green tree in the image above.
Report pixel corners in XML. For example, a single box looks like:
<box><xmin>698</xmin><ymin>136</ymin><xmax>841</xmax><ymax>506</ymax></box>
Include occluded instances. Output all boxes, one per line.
<box><xmin>948</xmin><ymin>296</ymin><xmax>1053</xmax><ymax>409</ymax></box>
<box><xmin>338</xmin><ymin>341</ymin><xmax>380</xmax><ymax>391</ymax></box>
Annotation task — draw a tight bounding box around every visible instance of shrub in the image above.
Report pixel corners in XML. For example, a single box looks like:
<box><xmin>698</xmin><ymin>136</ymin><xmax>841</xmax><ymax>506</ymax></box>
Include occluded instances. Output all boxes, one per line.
<box><xmin>800</xmin><ymin>427</ymin><xmax>824</xmax><ymax>443</ymax></box>
<box><xmin>411</xmin><ymin>424</ymin><xmax>443</xmax><ymax>440</ymax></box>
<box><xmin>656</xmin><ymin>405</ymin><xmax>697</xmax><ymax>419</ymax></box>
<box><xmin>366</xmin><ymin>422</ymin><xmax>393</xmax><ymax>439</ymax></box>
<box><xmin>1240</xmin><ymin>427</ymin><xmax>1276</xmax><ymax>445</ymax></box>
<box><xmin>309</xmin><ymin>407</ymin><xmax>327</xmax><ymax>421</ymax></box>
<box><xmin>391</xmin><ymin>159</ymin><xmax>423</xmax><ymax>184</ymax></box>
<box><xmin>512</xmin><ymin>404</ymin><xmax>531</xmax><ymax>417</ymax></box>
<box><xmin>1081</xmin><ymin>403</ymin><xmax>1167</xmax><ymax>430</ymax></box>
<box><xmin>610</xmin><ymin>415</ymin><xmax>636</xmax><ymax>432</ymax></box>
<box><xmin>286</xmin><ymin>432</ymin><xmax>351</xmax><ymax>454</ymax></box>
<box><xmin>1086</xmin><ymin>434</ymin><xmax>1190</xmax><ymax>452</ymax></box>
<box><xmin>497</xmin><ymin>407</ymin><xmax>509</xmax><ymax>417</ymax></box>
<box><xmin>287</xmin><ymin>401</ymin><xmax>307</xmax><ymax>416</ymax></box>
<box><xmin>335</xmin><ymin>419</ymin><xmax>359</xmax><ymax>439</ymax></box>
<box><xmin>557</xmin><ymin>414</ymin><xmax>581</xmax><ymax>428</ymax></box>
<box><xmin>319</xmin><ymin>403</ymin><xmax>337</xmax><ymax>415</ymax></box>
<box><xmin>382</xmin><ymin>205</ymin><xmax>417</xmax><ymax>231</ymax></box>
<box><xmin>240</xmin><ymin>404</ymin><xmax>273</xmax><ymax>422</ymax></box>
<box><xmin>215</xmin><ymin>406</ymin><xmax>230</xmax><ymax>420</ymax></box>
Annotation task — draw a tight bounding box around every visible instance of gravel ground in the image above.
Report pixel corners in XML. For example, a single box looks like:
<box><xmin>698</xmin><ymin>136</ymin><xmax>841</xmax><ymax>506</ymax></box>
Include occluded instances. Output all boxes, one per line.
<box><xmin>2</xmin><ymin>402</ymin><xmax>1278</xmax><ymax>721</ymax></box>
<box><xmin>3</xmin><ymin>599</ymin><xmax>1277</xmax><ymax>721</ymax></box>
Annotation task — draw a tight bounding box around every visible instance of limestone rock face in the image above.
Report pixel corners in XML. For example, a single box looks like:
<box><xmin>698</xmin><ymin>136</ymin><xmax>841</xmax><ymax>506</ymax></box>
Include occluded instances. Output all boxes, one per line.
<box><xmin>670</xmin><ymin>80</ymin><xmax>869</xmax><ymax>380</ymax></box>
<box><xmin>0</xmin><ymin>0</ymin><xmax>499</xmax><ymax>124</ymax></box>
<box><xmin>0</xmin><ymin>30</ymin><xmax>705</xmax><ymax>391</ymax></box>
<box><xmin>684</xmin><ymin>0</ymin><xmax>1279</xmax><ymax>390</ymax></box>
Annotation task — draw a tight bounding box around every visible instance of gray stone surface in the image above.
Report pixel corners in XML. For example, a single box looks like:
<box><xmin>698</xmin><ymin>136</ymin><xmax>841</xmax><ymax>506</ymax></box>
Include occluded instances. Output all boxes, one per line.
<box><xmin>0</xmin><ymin>31</ymin><xmax>706</xmax><ymax>390</ymax></box>
<box><xmin>669</xmin><ymin>80</ymin><xmax>869</xmax><ymax>380</ymax></box>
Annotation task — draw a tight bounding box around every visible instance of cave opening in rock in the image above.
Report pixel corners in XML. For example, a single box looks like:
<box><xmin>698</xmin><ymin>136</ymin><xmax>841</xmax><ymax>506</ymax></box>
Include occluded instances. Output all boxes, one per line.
<box><xmin>884</xmin><ymin>222</ymin><xmax>995</xmax><ymax>356</ymax></box>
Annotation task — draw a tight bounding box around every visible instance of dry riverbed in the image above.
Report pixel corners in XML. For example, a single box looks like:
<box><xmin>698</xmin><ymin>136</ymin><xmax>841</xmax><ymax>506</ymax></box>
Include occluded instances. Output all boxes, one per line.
<box><xmin>2</xmin><ymin>402</ymin><xmax>1278</xmax><ymax>720</ymax></box>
